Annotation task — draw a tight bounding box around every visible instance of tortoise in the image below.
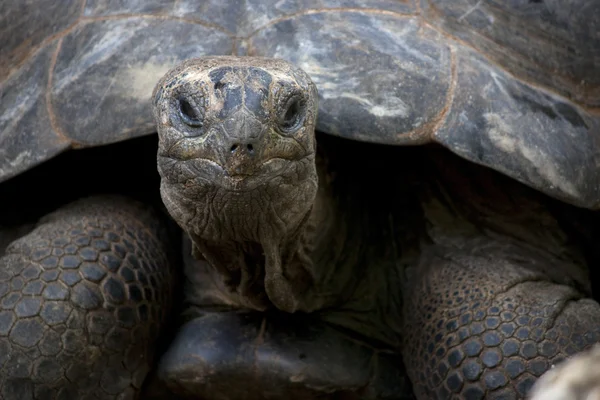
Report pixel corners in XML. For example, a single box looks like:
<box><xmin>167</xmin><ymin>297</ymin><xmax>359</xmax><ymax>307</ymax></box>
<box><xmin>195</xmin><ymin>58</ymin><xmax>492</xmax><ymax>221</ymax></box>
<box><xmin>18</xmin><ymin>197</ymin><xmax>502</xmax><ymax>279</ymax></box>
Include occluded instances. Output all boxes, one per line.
<box><xmin>1</xmin><ymin>0</ymin><xmax>600</xmax><ymax>399</ymax></box>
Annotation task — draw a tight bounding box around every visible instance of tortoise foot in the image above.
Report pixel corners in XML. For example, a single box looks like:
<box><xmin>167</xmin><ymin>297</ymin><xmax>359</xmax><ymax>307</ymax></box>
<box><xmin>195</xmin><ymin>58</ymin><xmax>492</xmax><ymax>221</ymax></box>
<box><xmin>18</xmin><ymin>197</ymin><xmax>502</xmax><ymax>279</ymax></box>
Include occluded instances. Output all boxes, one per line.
<box><xmin>157</xmin><ymin>311</ymin><xmax>412</xmax><ymax>399</ymax></box>
<box><xmin>0</xmin><ymin>196</ymin><xmax>175</xmax><ymax>399</ymax></box>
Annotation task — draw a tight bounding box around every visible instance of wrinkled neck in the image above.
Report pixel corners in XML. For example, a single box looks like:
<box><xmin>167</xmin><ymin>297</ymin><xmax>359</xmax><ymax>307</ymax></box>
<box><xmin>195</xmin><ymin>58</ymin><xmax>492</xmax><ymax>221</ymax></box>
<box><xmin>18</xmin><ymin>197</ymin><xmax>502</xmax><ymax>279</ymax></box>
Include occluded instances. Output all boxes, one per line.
<box><xmin>185</xmin><ymin>157</ymin><xmax>319</xmax><ymax>312</ymax></box>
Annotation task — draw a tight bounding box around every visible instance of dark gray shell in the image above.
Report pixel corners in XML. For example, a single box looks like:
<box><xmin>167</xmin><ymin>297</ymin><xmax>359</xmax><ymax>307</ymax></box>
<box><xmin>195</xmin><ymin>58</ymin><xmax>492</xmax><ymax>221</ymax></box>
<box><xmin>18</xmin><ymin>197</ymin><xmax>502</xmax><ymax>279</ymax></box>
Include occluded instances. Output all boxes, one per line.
<box><xmin>2</xmin><ymin>0</ymin><xmax>599</xmax><ymax>208</ymax></box>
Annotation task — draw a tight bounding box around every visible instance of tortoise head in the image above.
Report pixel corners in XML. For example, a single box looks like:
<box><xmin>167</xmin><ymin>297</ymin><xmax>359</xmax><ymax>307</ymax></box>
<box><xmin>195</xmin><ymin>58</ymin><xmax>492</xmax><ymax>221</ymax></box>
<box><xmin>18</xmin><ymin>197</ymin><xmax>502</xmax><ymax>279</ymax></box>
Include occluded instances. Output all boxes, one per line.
<box><xmin>153</xmin><ymin>56</ymin><xmax>321</xmax><ymax>312</ymax></box>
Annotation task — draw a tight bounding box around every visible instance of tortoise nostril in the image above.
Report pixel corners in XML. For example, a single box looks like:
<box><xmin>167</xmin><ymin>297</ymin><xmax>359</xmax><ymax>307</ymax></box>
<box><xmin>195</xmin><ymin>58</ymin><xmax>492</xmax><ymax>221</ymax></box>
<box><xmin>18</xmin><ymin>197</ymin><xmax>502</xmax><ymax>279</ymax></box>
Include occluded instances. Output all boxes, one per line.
<box><xmin>229</xmin><ymin>143</ymin><xmax>255</xmax><ymax>154</ymax></box>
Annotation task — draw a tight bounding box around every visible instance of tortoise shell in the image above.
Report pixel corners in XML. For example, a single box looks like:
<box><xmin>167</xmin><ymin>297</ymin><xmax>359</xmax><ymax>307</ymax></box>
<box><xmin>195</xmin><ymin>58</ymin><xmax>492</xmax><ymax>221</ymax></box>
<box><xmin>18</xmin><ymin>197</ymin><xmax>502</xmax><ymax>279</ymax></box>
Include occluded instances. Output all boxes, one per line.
<box><xmin>1</xmin><ymin>0</ymin><xmax>598</xmax><ymax>207</ymax></box>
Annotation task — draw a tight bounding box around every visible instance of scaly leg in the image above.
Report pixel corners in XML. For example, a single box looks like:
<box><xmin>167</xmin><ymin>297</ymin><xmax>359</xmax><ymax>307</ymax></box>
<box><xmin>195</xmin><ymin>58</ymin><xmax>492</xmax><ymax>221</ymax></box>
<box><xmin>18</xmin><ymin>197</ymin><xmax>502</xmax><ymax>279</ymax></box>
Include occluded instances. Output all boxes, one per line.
<box><xmin>402</xmin><ymin>239</ymin><xmax>600</xmax><ymax>399</ymax></box>
<box><xmin>0</xmin><ymin>196</ymin><xmax>175</xmax><ymax>399</ymax></box>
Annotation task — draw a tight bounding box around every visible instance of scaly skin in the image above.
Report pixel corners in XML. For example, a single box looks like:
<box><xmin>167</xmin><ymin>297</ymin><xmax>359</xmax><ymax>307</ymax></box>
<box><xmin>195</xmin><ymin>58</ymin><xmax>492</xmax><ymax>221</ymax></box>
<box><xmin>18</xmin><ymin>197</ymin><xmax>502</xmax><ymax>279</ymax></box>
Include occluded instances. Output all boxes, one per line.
<box><xmin>0</xmin><ymin>196</ymin><xmax>175</xmax><ymax>399</ymax></box>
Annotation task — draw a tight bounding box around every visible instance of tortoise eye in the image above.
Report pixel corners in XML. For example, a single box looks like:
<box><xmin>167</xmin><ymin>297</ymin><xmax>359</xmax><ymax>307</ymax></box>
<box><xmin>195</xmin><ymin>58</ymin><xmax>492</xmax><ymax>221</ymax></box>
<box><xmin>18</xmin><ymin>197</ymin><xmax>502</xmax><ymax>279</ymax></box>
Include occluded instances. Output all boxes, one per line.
<box><xmin>279</xmin><ymin>97</ymin><xmax>305</xmax><ymax>133</ymax></box>
<box><xmin>178</xmin><ymin>98</ymin><xmax>203</xmax><ymax>127</ymax></box>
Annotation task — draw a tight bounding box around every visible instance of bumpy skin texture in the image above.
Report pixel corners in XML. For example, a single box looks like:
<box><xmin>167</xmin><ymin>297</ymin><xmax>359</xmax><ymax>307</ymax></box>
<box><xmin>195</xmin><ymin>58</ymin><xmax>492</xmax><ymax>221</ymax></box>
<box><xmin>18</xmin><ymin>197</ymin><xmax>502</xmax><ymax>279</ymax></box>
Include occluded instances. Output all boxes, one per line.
<box><xmin>403</xmin><ymin>246</ymin><xmax>600</xmax><ymax>399</ymax></box>
<box><xmin>0</xmin><ymin>196</ymin><xmax>174</xmax><ymax>399</ymax></box>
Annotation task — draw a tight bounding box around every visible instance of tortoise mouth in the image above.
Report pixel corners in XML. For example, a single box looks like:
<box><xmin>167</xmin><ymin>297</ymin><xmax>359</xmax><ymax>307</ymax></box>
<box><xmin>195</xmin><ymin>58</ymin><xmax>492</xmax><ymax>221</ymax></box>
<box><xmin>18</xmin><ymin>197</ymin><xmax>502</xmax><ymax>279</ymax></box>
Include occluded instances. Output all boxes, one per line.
<box><xmin>161</xmin><ymin>154</ymin><xmax>309</xmax><ymax>192</ymax></box>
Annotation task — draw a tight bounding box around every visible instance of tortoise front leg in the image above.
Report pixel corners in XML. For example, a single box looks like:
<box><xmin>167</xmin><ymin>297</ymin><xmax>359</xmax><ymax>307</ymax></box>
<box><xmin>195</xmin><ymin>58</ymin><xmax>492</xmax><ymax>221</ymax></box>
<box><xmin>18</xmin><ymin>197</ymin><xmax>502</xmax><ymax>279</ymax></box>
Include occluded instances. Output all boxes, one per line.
<box><xmin>0</xmin><ymin>196</ymin><xmax>175</xmax><ymax>399</ymax></box>
<box><xmin>402</xmin><ymin>240</ymin><xmax>600</xmax><ymax>399</ymax></box>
